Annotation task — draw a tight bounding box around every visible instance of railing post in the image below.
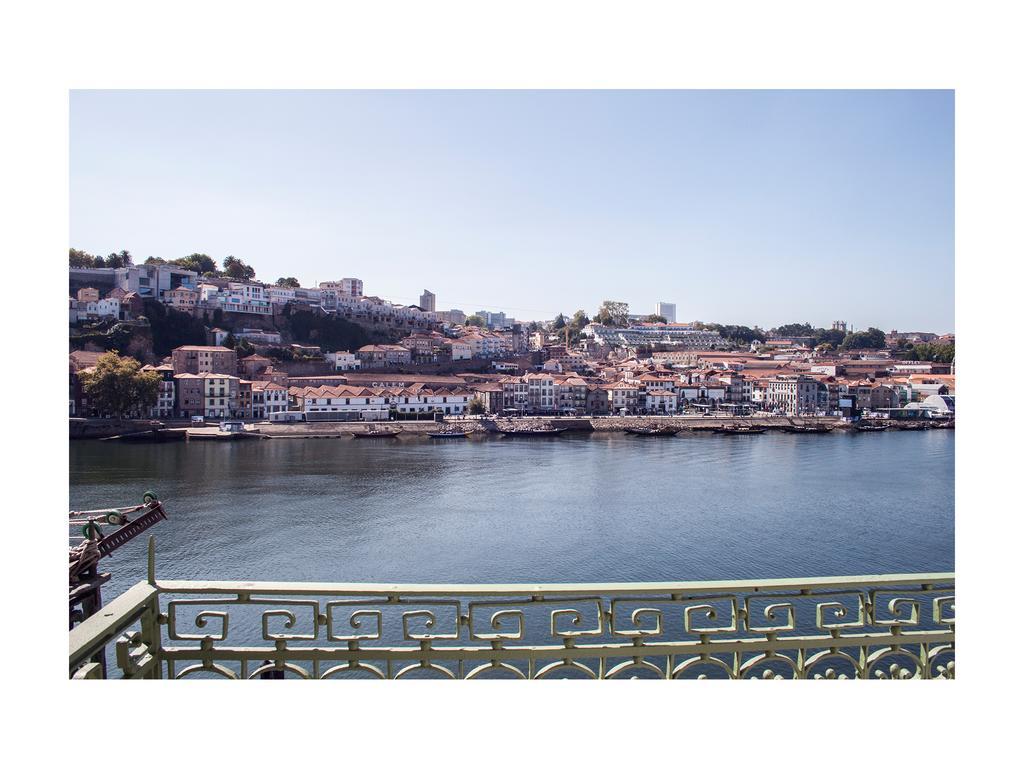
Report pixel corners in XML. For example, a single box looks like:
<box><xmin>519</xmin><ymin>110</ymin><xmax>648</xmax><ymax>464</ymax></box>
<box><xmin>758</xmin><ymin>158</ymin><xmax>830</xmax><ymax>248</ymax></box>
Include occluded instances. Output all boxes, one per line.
<box><xmin>139</xmin><ymin>591</ymin><xmax>163</xmax><ymax>679</ymax></box>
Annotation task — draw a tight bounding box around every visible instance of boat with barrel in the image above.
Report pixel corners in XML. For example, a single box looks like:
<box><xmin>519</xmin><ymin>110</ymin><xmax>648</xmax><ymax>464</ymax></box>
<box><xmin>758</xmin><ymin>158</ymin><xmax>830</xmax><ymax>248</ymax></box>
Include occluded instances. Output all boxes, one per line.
<box><xmin>353</xmin><ymin>426</ymin><xmax>401</xmax><ymax>438</ymax></box>
<box><xmin>854</xmin><ymin>421</ymin><xmax>889</xmax><ymax>432</ymax></box>
<box><xmin>496</xmin><ymin>423</ymin><xmax>566</xmax><ymax>437</ymax></box>
<box><xmin>782</xmin><ymin>422</ymin><xmax>835</xmax><ymax>434</ymax></box>
<box><xmin>428</xmin><ymin>425</ymin><xmax>469</xmax><ymax>439</ymax></box>
<box><xmin>624</xmin><ymin>424</ymin><xmax>681</xmax><ymax>436</ymax></box>
<box><xmin>713</xmin><ymin>424</ymin><xmax>767</xmax><ymax>435</ymax></box>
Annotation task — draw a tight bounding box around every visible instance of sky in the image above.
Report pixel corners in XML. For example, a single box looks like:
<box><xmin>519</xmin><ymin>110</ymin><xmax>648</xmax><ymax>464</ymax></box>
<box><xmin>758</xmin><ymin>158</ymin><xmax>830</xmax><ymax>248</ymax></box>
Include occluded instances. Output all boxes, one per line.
<box><xmin>70</xmin><ymin>90</ymin><xmax>954</xmax><ymax>332</ymax></box>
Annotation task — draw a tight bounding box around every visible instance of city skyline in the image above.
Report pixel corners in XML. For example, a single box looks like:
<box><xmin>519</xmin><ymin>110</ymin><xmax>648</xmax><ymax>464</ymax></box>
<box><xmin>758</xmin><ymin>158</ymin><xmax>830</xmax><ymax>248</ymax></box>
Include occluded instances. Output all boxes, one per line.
<box><xmin>70</xmin><ymin>90</ymin><xmax>954</xmax><ymax>332</ymax></box>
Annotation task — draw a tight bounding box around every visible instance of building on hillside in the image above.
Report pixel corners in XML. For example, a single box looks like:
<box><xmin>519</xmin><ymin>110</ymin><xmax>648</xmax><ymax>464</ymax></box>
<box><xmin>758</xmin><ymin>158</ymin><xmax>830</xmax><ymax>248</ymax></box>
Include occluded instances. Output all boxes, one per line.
<box><xmin>164</xmin><ymin>287</ymin><xmax>199</xmax><ymax>310</ymax></box>
<box><xmin>655</xmin><ymin>302</ymin><xmax>676</xmax><ymax>323</ymax></box>
<box><xmin>645</xmin><ymin>388</ymin><xmax>678</xmax><ymax>414</ymax></box>
<box><xmin>142</xmin><ymin>364</ymin><xmax>176</xmax><ymax>418</ymax></box>
<box><xmin>200</xmin><ymin>373</ymin><xmax>241</xmax><ymax>418</ymax></box>
<box><xmin>171</xmin><ymin>345</ymin><xmax>238</xmax><ymax>376</ymax></box>
<box><xmin>765</xmin><ymin>375</ymin><xmax>826</xmax><ymax>415</ymax></box>
<box><xmin>173</xmin><ymin>374</ymin><xmax>205</xmax><ymax>418</ymax></box>
<box><xmin>326</xmin><ymin>351</ymin><xmax>360</xmax><ymax>371</ymax></box>
<box><xmin>419</xmin><ymin>290</ymin><xmax>436</xmax><ymax>313</ymax></box>
<box><xmin>319</xmin><ymin>278</ymin><xmax>363</xmax><ymax>298</ymax></box>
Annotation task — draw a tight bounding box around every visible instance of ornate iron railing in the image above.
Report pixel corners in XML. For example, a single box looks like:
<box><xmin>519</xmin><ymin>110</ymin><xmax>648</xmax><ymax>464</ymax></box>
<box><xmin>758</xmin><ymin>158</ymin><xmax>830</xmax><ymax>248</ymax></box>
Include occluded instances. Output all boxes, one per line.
<box><xmin>70</xmin><ymin>546</ymin><xmax>954</xmax><ymax>680</ymax></box>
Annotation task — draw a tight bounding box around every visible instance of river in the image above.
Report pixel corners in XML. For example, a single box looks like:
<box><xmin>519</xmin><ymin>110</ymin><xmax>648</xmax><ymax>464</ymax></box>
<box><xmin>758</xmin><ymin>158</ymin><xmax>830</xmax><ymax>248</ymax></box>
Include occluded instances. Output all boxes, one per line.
<box><xmin>69</xmin><ymin>430</ymin><xmax>954</xmax><ymax>600</ymax></box>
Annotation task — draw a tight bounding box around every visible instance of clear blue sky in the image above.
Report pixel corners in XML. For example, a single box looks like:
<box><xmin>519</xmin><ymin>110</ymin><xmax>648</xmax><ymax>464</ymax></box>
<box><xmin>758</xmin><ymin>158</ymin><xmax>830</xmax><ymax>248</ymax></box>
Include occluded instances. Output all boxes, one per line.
<box><xmin>70</xmin><ymin>90</ymin><xmax>954</xmax><ymax>332</ymax></box>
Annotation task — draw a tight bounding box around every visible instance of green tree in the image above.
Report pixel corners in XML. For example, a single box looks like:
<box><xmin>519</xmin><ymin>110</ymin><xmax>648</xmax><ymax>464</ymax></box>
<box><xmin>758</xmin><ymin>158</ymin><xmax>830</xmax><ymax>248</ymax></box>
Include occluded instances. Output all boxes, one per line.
<box><xmin>467</xmin><ymin>398</ymin><xmax>486</xmax><ymax>415</ymax></box>
<box><xmin>570</xmin><ymin>310</ymin><xmax>591</xmax><ymax>330</ymax></box>
<box><xmin>276</xmin><ymin>276</ymin><xmax>301</xmax><ymax>288</ymax></box>
<box><xmin>595</xmin><ymin>300</ymin><xmax>629</xmax><ymax>327</ymax></box>
<box><xmin>840</xmin><ymin>327</ymin><xmax>886</xmax><ymax>350</ymax></box>
<box><xmin>173</xmin><ymin>253</ymin><xmax>218</xmax><ymax>275</ymax></box>
<box><xmin>144</xmin><ymin>256</ymin><xmax>168</xmax><ymax>265</ymax></box>
<box><xmin>552</xmin><ymin>313</ymin><xmax>567</xmax><ymax>330</ymax></box>
<box><xmin>79</xmin><ymin>352</ymin><xmax>160</xmax><ymax>418</ymax></box>
<box><xmin>465</xmin><ymin>314</ymin><xmax>486</xmax><ymax>328</ymax></box>
<box><xmin>103</xmin><ymin>250</ymin><xmax>133</xmax><ymax>268</ymax></box>
<box><xmin>772</xmin><ymin>322</ymin><xmax>815</xmax><ymax>337</ymax></box>
<box><xmin>69</xmin><ymin>248</ymin><xmax>96</xmax><ymax>268</ymax></box>
<box><xmin>644</xmin><ymin>314</ymin><xmax>667</xmax><ymax>324</ymax></box>
<box><xmin>223</xmin><ymin>255</ymin><xmax>256</xmax><ymax>280</ymax></box>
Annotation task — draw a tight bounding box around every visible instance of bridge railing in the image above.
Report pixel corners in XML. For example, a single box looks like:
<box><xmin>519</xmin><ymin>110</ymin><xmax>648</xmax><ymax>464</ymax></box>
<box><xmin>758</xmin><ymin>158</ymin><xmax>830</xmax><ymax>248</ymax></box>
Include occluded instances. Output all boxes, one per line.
<box><xmin>70</xmin><ymin>567</ymin><xmax>954</xmax><ymax>679</ymax></box>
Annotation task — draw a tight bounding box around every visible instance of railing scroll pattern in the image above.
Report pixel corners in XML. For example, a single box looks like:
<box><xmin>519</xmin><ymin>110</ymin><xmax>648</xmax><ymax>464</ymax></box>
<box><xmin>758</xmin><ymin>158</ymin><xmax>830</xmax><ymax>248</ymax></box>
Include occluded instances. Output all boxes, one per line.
<box><xmin>70</xmin><ymin>573</ymin><xmax>954</xmax><ymax>680</ymax></box>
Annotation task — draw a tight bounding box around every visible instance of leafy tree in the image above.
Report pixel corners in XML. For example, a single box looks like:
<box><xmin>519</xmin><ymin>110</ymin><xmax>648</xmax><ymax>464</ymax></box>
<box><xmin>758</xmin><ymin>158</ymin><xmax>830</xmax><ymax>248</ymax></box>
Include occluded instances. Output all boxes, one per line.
<box><xmin>840</xmin><ymin>327</ymin><xmax>886</xmax><ymax>350</ymax></box>
<box><xmin>570</xmin><ymin>310</ymin><xmax>591</xmax><ymax>329</ymax></box>
<box><xmin>467</xmin><ymin>397</ymin><xmax>486</xmax><ymax>415</ymax></box>
<box><xmin>276</xmin><ymin>276</ymin><xmax>301</xmax><ymax>288</ymax></box>
<box><xmin>173</xmin><ymin>253</ymin><xmax>218</xmax><ymax>275</ymax></box>
<box><xmin>772</xmin><ymin>322</ymin><xmax>815</xmax><ymax>337</ymax></box>
<box><xmin>465</xmin><ymin>314</ymin><xmax>487</xmax><ymax>328</ymax></box>
<box><xmin>527</xmin><ymin>321</ymin><xmax>541</xmax><ymax>332</ymax></box>
<box><xmin>552</xmin><ymin>313</ymin><xmax>567</xmax><ymax>330</ymax></box>
<box><xmin>79</xmin><ymin>352</ymin><xmax>160</xmax><ymax>418</ymax></box>
<box><xmin>144</xmin><ymin>256</ymin><xmax>168</xmax><ymax>265</ymax></box>
<box><xmin>223</xmin><ymin>255</ymin><xmax>256</xmax><ymax>280</ymax></box>
<box><xmin>103</xmin><ymin>250</ymin><xmax>133</xmax><ymax>268</ymax></box>
<box><xmin>595</xmin><ymin>300</ymin><xmax>629</xmax><ymax>327</ymax></box>
<box><xmin>69</xmin><ymin>248</ymin><xmax>96</xmax><ymax>268</ymax></box>
<box><xmin>235</xmin><ymin>339</ymin><xmax>255</xmax><ymax>357</ymax></box>
<box><xmin>644</xmin><ymin>314</ymin><xmax>667</xmax><ymax>324</ymax></box>
<box><xmin>814</xmin><ymin>328</ymin><xmax>847</xmax><ymax>348</ymax></box>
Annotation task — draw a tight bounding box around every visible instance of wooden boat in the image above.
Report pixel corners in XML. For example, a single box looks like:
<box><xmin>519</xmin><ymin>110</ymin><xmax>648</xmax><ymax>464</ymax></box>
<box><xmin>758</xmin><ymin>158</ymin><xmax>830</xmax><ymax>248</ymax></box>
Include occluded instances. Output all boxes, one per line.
<box><xmin>353</xmin><ymin>428</ymin><xmax>400</xmax><ymax>438</ymax></box>
<box><xmin>428</xmin><ymin>429</ymin><xmax>468</xmax><ymax>439</ymax></box>
<box><xmin>497</xmin><ymin>427</ymin><xmax>565</xmax><ymax>436</ymax></box>
<box><xmin>100</xmin><ymin>428</ymin><xmax>186</xmax><ymax>443</ymax></box>
<box><xmin>713</xmin><ymin>425</ymin><xmax>767</xmax><ymax>435</ymax></box>
<box><xmin>782</xmin><ymin>423</ymin><xmax>834</xmax><ymax>434</ymax></box>
<box><xmin>895</xmin><ymin>422</ymin><xmax>928</xmax><ymax>431</ymax></box>
<box><xmin>855</xmin><ymin>422</ymin><xmax>889</xmax><ymax>432</ymax></box>
<box><xmin>624</xmin><ymin>425</ymin><xmax>681</xmax><ymax>436</ymax></box>
<box><xmin>931</xmin><ymin>420</ymin><xmax>955</xmax><ymax>429</ymax></box>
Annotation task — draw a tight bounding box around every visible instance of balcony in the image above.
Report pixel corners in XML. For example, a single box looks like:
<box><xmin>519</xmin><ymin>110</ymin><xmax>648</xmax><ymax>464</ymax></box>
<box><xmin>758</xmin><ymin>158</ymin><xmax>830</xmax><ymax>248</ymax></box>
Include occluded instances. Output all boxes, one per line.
<box><xmin>70</xmin><ymin>541</ymin><xmax>953</xmax><ymax>680</ymax></box>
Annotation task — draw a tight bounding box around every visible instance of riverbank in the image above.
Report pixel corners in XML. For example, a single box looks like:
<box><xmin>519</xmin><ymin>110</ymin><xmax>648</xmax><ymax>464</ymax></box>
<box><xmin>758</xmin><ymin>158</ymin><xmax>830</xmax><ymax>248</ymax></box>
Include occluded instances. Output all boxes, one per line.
<box><xmin>70</xmin><ymin>414</ymin><xmax>951</xmax><ymax>440</ymax></box>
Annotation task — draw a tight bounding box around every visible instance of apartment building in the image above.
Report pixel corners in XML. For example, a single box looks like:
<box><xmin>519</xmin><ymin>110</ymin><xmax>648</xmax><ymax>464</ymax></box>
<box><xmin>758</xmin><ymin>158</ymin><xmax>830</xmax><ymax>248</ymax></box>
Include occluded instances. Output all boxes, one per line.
<box><xmin>171</xmin><ymin>345</ymin><xmax>238</xmax><ymax>376</ymax></box>
<box><xmin>766</xmin><ymin>375</ymin><xmax>825</xmax><ymax>415</ymax></box>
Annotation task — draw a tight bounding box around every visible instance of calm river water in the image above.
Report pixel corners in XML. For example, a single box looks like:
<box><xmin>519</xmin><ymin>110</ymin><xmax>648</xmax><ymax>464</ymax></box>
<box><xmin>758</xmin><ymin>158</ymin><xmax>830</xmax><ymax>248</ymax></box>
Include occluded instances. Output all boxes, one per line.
<box><xmin>69</xmin><ymin>430</ymin><xmax>954</xmax><ymax>598</ymax></box>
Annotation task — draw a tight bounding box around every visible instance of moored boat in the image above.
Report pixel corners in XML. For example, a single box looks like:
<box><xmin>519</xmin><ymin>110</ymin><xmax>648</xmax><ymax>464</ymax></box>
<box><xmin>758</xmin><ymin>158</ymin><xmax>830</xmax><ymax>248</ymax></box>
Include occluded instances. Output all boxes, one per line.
<box><xmin>353</xmin><ymin>428</ymin><xmax>400</xmax><ymax>438</ymax></box>
<box><xmin>855</xmin><ymin>421</ymin><xmax>889</xmax><ymax>432</ymax></box>
<box><xmin>624</xmin><ymin>425</ymin><xmax>681</xmax><ymax>436</ymax></box>
<box><xmin>428</xmin><ymin>429</ymin><xmax>468</xmax><ymax>439</ymax></box>
<box><xmin>713</xmin><ymin>425</ymin><xmax>767</xmax><ymax>435</ymax></box>
<box><xmin>782</xmin><ymin>423</ymin><xmax>834</xmax><ymax>434</ymax></box>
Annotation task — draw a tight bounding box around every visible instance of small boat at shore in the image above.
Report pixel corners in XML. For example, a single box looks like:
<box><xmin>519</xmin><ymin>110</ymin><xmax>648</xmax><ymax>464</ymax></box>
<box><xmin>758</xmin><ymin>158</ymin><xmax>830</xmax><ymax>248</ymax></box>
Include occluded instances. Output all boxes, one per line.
<box><xmin>428</xmin><ymin>428</ymin><xmax>468</xmax><ymax>439</ymax></box>
<box><xmin>713</xmin><ymin>425</ymin><xmax>767</xmax><ymax>435</ymax></box>
<box><xmin>855</xmin><ymin>422</ymin><xmax>889</xmax><ymax>432</ymax></box>
<box><xmin>624</xmin><ymin>425</ymin><xmax>681</xmax><ymax>436</ymax></box>
<box><xmin>497</xmin><ymin>427</ymin><xmax>565</xmax><ymax>436</ymax></box>
<box><xmin>782</xmin><ymin>423</ymin><xmax>834</xmax><ymax>434</ymax></box>
<box><xmin>353</xmin><ymin>428</ymin><xmax>400</xmax><ymax>438</ymax></box>
<box><xmin>895</xmin><ymin>422</ymin><xmax>929</xmax><ymax>431</ymax></box>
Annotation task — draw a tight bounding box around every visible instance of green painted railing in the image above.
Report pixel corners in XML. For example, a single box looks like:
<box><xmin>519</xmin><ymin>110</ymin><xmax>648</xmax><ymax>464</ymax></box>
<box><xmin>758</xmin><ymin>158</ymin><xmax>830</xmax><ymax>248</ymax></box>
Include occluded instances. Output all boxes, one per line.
<box><xmin>70</xmin><ymin>559</ymin><xmax>954</xmax><ymax>680</ymax></box>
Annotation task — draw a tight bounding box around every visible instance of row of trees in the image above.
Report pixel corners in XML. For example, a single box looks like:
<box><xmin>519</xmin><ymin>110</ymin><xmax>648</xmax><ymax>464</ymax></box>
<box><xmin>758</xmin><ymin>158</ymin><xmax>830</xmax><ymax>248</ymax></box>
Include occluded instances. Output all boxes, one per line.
<box><xmin>143</xmin><ymin>253</ymin><xmax>259</xmax><ymax>281</ymax></box>
<box><xmin>70</xmin><ymin>248</ymin><xmax>133</xmax><ymax>269</ymax></box>
<box><xmin>768</xmin><ymin>322</ymin><xmax>886</xmax><ymax>351</ymax></box>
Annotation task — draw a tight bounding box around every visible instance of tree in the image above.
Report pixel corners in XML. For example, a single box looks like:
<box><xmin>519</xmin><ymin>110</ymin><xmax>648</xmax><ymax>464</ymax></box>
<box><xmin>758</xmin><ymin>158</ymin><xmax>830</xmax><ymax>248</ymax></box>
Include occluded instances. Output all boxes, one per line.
<box><xmin>644</xmin><ymin>314</ymin><xmax>667</xmax><ymax>324</ymax></box>
<box><xmin>552</xmin><ymin>313</ymin><xmax>567</xmax><ymax>330</ymax></box>
<box><xmin>103</xmin><ymin>250</ymin><xmax>133</xmax><ymax>269</ymax></box>
<box><xmin>466</xmin><ymin>314</ymin><xmax>486</xmax><ymax>328</ymax></box>
<box><xmin>144</xmin><ymin>256</ymin><xmax>168</xmax><ymax>265</ymax></box>
<box><xmin>173</xmin><ymin>253</ymin><xmax>218</xmax><ymax>275</ymax></box>
<box><xmin>570</xmin><ymin>310</ymin><xmax>591</xmax><ymax>330</ymax></box>
<box><xmin>840</xmin><ymin>327</ymin><xmax>886</xmax><ymax>350</ymax></box>
<box><xmin>772</xmin><ymin>322</ymin><xmax>815</xmax><ymax>337</ymax></box>
<box><xmin>276</xmin><ymin>277</ymin><xmax>301</xmax><ymax>288</ymax></box>
<box><xmin>79</xmin><ymin>352</ymin><xmax>160</xmax><ymax>418</ymax></box>
<box><xmin>595</xmin><ymin>300</ymin><xmax>629</xmax><ymax>327</ymax></box>
<box><xmin>69</xmin><ymin>248</ymin><xmax>96</xmax><ymax>268</ymax></box>
<box><xmin>223</xmin><ymin>255</ymin><xmax>256</xmax><ymax>280</ymax></box>
<box><xmin>467</xmin><ymin>397</ymin><xmax>486</xmax><ymax>415</ymax></box>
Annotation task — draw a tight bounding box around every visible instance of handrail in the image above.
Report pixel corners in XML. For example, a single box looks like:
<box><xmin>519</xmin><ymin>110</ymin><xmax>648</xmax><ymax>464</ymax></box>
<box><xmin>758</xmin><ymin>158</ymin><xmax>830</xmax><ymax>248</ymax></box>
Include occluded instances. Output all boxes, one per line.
<box><xmin>154</xmin><ymin>572</ymin><xmax>954</xmax><ymax>596</ymax></box>
<box><xmin>69</xmin><ymin>582</ymin><xmax>157</xmax><ymax>672</ymax></box>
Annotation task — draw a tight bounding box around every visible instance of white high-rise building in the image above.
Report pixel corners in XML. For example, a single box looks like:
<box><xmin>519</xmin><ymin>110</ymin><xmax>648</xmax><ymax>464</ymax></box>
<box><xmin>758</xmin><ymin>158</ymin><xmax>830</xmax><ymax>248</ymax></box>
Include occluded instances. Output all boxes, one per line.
<box><xmin>655</xmin><ymin>302</ymin><xmax>676</xmax><ymax>323</ymax></box>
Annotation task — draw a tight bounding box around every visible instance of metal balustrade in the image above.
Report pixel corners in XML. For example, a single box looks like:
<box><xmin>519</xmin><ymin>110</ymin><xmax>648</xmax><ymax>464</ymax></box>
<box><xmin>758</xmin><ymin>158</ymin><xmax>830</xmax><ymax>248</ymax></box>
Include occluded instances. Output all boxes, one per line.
<box><xmin>70</xmin><ymin>542</ymin><xmax>954</xmax><ymax>680</ymax></box>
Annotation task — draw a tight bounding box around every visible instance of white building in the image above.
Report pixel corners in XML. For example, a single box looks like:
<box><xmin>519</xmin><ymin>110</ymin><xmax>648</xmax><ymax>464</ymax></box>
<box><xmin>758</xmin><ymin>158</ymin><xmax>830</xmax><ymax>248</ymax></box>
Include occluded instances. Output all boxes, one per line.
<box><xmin>319</xmin><ymin>278</ymin><xmax>363</xmax><ymax>297</ymax></box>
<box><xmin>221</xmin><ymin>283</ymin><xmax>271</xmax><ymax>315</ymax></box>
<box><xmin>326</xmin><ymin>351</ymin><xmax>361</xmax><ymax>371</ymax></box>
<box><xmin>655</xmin><ymin>302</ymin><xmax>676</xmax><ymax>323</ymax></box>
